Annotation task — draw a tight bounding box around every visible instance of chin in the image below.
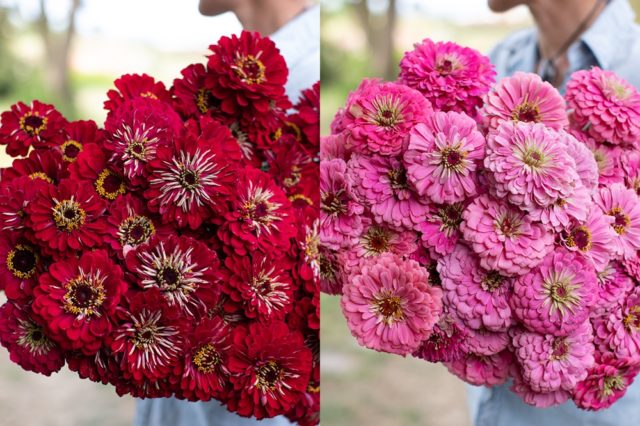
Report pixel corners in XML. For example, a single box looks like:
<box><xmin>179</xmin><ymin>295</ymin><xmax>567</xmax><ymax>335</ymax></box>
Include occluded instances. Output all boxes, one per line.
<box><xmin>487</xmin><ymin>0</ymin><xmax>523</xmax><ymax>12</ymax></box>
<box><xmin>198</xmin><ymin>0</ymin><xmax>231</xmax><ymax>16</ymax></box>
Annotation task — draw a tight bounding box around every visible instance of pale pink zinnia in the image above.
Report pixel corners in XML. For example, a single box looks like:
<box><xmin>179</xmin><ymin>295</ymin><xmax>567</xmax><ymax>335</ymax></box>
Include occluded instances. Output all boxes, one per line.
<box><xmin>445</xmin><ymin>350</ymin><xmax>513</xmax><ymax>386</ymax></box>
<box><xmin>623</xmin><ymin>149</ymin><xmax>640</xmax><ymax>196</ymax></box>
<box><xmin>483</xmin><ymin>72</ymin><xmax>568</xmax><ymax>131</ymax></box>
<box><xmin>320</xmin><ymin>133</ymin><xmax>351</xmax><ymax>161</ymax></box>
<box><xmin>592</xmin><ymin>286</ymin><xmax>640</xmax><ymax>363</ymax></box>
<box><xmin>404</xmin><ymin>111</ymin><xmax>486</xmax><ymax>204</ymax></box>
<box><xmin>573</xmin><ymin>130</ymin><xmax>626</xmax><ymax>186</ymax></box>
<box><xmin>510</xmin><ymin>368</ymin><xmax>571</xmax><ymax>408</ymax></box>
<box><xmin>419</xmin><ymin>202</ymin><xmax>465</xmax><ymax>258</ymax></box>
<box><xmin>320</xmin><ymin>159</ymin><xmax>364</xmax><ymax>250</ymax></box>
<box><xmin>460</xmin><ymin>195</ymin><xmax>554</xmax><ymax>277</ymax></box>
<box><xmin>485</xmin><ymin>121</ymin><xmax>579</xmax><ymax>210</ymax></box>
<box><xmin>341</xmin><ymin>253</ymin><xmax>443</xmax><ymax>355</ymax></box>
<box><xmin>348</xmin><ymin>154</ymin><xmax>429</xmax><ymax>230</ymax></box>
<box><xmin>528</xmin><ymin>181</ymin><xmax>592</xmax><ymax>233</ymax></box>
<box><xmin>511</xmin><ymin>322</ymin><xmax>594</xmax><ymax>393</ymax></box>
<box><xmin>438</xmin><ymin>245</ymin><xmax>513</xmax><ymax>332</ymax></box>
<box><xmin>573</xmin><ymin>355</ymin><xmax>640</xmax><ymax>410</ymax></box>
<box><xmin>562</xmin><ymin>130</ymin><xmax>599</xmax><ymax>193</ymax></box>
<box><xmin>561</xmin><ymin>208</ymin><xmax>617</xmax><ymax>272</ymax></box>
<box><xmin>566</xmin><ymin>67</ymin><xmax>640</xmax><ymax>146</ymax></box>
<box><xmin>398</xmin><ymin>38</ymin><xmax>495</xmax><ymax>117</ymax></box>
<box><xmin>511</xmin><ymin>248</ymin><xmax>597</xmax><ymax>336</ymax></box>
<box><xmin>342</xmin><ymin>79</ymin><xmax>433</xmax><ymax>156</ymax></box>
<box><xmin>461</xmin><ymin>326</ymin><xmax>509</xmax><ymax>356</ymax></box>
<box><xmin>593</xmin><ymin>183</ymin><xmax>640</xmax><ymax>260</ymax></box>
<box><xmin>592</xmin><ymin>262</ymin><xmax>635</xmax><ymax>315</ymax></box>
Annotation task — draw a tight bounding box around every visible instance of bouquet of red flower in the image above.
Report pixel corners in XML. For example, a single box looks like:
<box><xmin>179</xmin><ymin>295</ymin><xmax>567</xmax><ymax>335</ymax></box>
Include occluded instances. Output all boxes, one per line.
<box><xmin>0</xmin><ymin>31</ymin><xmax>319</xmax><ymax>424</ymax></box>
<box><xmin>321</xmin><ymin>38</ymin><xmax>640</xmax><ymax>410</ymax></box>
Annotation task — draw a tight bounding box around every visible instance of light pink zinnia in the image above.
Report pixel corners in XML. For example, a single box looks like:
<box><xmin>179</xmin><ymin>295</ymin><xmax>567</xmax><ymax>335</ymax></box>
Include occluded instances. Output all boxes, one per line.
<box><xmin>348</xmin><ymin>153</ymin><xmax>429</xmax><ymax>230</ymax></box>
<box><xmin>562</xmin><ymin>130</ymin><xmax>599</xmax><ymax>193</ymax></box>
<box><xmin>622</xmin><ymin>255</ymin><xmax>640</xmax><ymax>282</ymax></box>
<box><xmin>594</xmin><ymin>184</ymin><xmax>640</xmax><ymax>260</ymax></box>
<box><xmin>511</xmin><ymin>248</ymin><xmax>597</xmax><ymax>337</ymax></box>
<box><xmin>320</xmin><ymin>133</ymin><xmax>351</xmax><ymax>161</ymax></box>
<box><xmin>341</xmin><ymin>253</ymin><xmax>443</xmax><ymax>355</ymax></box>
<box><xmin>566</xmin><ymin>67</ymin><xmax>640</xmax><ymax>146</ymax></box>
<box><xmin>592</xmin><ymin>262</ymin><xmax>634</xmax><ymax>316</ymax></box>
<box><xmin>573</xmin><ymin>355</ymin><xmax>640</xmax><ymax>410</ymax></box>
<box><xmin>593</xmin><ymin>286</ymin><xmax>640</xmax><ymax>363</ymax></box>
<box><xmin>342</xmin><ymin>79</ymin><xmax>433</xmax><ymax>156</ymax></box>
<box><xmin>320</xmin><ymin>159</ymin><xmax>364</xmax><ymax>250</ymax></box>
<box><xmin>438</xmin><ymin>245</ymin><xmax>513</xmax><ymax>332</ymax></box>
<box><xmin>573</xmin><ymin>130</ymin><xmax>626</xmax><ymax>186</ymax></box>
<box><xmin>562</xmin><ymin>208</ymin><xmax>617</xmax><ymax>272</ymax></box>
<box><xmin>398</xmin><ymin>38</ymin><xmax>495</xmax><ymax>117</ymax></box>
<box><xmin>460</xmin><ymin>194</ymin><xmax>554</xmax><ymax>277</ymax></box>
<box><xmin>528</xmin><ymin>182</ymin><xmax>591</xmax><ymax>233</ymax></box>
<box><xmin>483</xmin><ymin>72</ymin><xmax>568</xmax><ymax>131</ymax></box>
<box><xmin>404</xmin><ymin>111</ymin><xmax>486</xmax><ymax>204</ymax></box>
<box><xmin>510</xmin><ymin>368</ymin><xmax>571</xmax><ymax>408</ymax></box>
<box><xmin>511</xmin><ymin>322</ymin><xmax>594</xmax><ymax>393</ymax></box>
<box><xmin>623</xmin><ymin>149</ymin><xmax>640</xmax><ymax>196</ymax></box>
<box><xmin>461</xmin><ymin>326</ymin><xmax>510</xmax><ymax>356</ymax></box>
<box><xmin>485</xmin><ymin>121</ymin><xmax>579</xmax><ymax>210</ymax></box>
<box><xmin>419</xmin><ymin>202</ymin><xmax>465</xmax><ymax>258</ymax></box>
<box><xmin>445</xmin><ymin>350</ymin><xmax>513</xmax><ymax>386</ymax></box>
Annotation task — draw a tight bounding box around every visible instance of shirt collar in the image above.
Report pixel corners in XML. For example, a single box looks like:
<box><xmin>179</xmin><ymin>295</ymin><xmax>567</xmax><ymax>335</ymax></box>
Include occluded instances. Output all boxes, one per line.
<box><xmin>270</xmin><ymin>5</ymin><xmax>320</xmax><ymax>65</ymax></box>
<box><xmin>580</xmin><ymin>0</ymin><xmax>636</xmax><ymax>69</ymax></box>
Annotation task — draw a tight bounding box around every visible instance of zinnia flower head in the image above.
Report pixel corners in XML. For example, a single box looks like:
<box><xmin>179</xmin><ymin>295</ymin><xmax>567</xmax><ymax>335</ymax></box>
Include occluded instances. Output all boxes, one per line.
<box><xmin>0</xmin><ymin>100</ymin><xmax>67</xmax><ymax>156</ymax></box>
<box><xmin>341</xmin><ymin>253</ymin><xmax>443</xmax><ymax>355</ymax></box>
<box><xmin>510</xmin><ymin>367</ymin><xmax>571</xmax><ymax>408</ymax></box>
<box><xmin>592</xmin><ymin>262</ymin><xmax>635</xmax><ymax>315</ymax></box>
<box><xmin>404</xmin><ymin>111</ymin><xmax>486</xmax><ymax>204</ymax></box>
<box><xmin>511</xmin><ymin>248</ymin><xmax>597</xmax><ymax>336</ymax></box>
<box><xmin>573</xmin><ymin>354</ymin><xmax>640</xmax><ymax>410</ymax></box>
<box><xmin>483</xmin><ymin>72</ymin><xmax>568</xmax><ymax>131</ymax></box>
<box><xmin>0</xmin><ymin>232</ymin><xmax>41</xmax><ymax>302</ymax></box>
<box><xmin>172</xmin><ymin>63</ymin><xmax>221</xmax><ymax>118</ymax></box>
<box><xmin>412</xmin><ymin>314</ymin><xmax>467</xmax><ymax>362</ymax></box>
<box><xmin>561</xmin><ymin>207</ymin><xmax>617</xmax><ymax>272</ymax></box>
<box><xmin>69</xmin><ymin>143</ymin><xmax>126</xmax><ymax>201</ymax></box>
<box><xmin>566</xmin><ymin>67</ymin><xmax>640</xmax><ymax>145</ymax></box>
<box><xmin>593</xmin><ymin>184</ymin><xmax>640</xmax><ymax>260</ymax></box>
<box><xmin>592</xmin><ymin>286</ymin><xmax>640</xmax><ymax>363</ymax></box>
<box><xmin>460</xmin><ymin>194</ymin><xmax>554</xmax><ymax>277</ymax></box>
<box><xmin>49</xmin><ymin>119</ymin><xmax>103</xmax><ymax>162</ymax></box>
<box><xmin>419</xmin><ymin>202</ymin><xmax>466</xmax><ymax>258</ymax></box>
<box><xmin>342</xmin><ymin>79</ymin><xmax>433</xmax><ymax>156</ymax></box>
<box><xmin>445</xmin><ymin>350</ymin><xmax>513</xmax><ymax>386</ymax></box>
<box><xmin>398</xmin><ymin>38</ymin><xmax>495</xmax><ymax>116</ymax></box>
<box><xmin>103</xmin><ymin>73</ymin><xmax>171</xmax><ymax>114</ymax></box>
<box><xmin>485</xmin><ymin>121</ymin><xmax>579</xmax><ymax>210</ymax></box>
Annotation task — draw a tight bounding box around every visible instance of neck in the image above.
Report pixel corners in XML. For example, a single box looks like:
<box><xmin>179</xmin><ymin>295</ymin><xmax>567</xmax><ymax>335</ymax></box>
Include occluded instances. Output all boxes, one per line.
<box><xmin>233</xmin><ymin>0</ymin><xmax>309</xmax><ymax>35</ymax></box>
<box><xmin>529</xmin><ymin>0</ymin><xmax>606</xmax><ymax>58</ymax></box>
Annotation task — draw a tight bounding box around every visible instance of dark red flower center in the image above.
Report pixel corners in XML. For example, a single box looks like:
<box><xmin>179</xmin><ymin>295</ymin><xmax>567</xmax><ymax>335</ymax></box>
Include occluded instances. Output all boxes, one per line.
<box><xmin>119</xmin><ymin>215</ymin><xmax>155</xmax><ymax>246</ymax></box>
<box><xmin>126</xmin><ymin>140</ymin><xmax>147</xmax><ymax>160</ymax></box>
<box><xmin>52</xmin><ymin>200</ymin><xmax>86</xmax><ymax>232</ymax></box>
<box><xmin>481</xmin><ymin>271</ymin><xmax>504</xmax><ymax>292</ymax></box>
<box><xmin>193</xmin><ymin>343</ymin><xmax>220</xmax><ymax>373</ymax></box>
<box><xmin>371</xmin><ymin>95</ymin><xmax>403</xmax><ymax>128</ymax></box>
<box><xmin>20</xmin><ymin>113</ymin><xmax>47</xmax><ymax>136</ymax></box>
<box><xmin>567</xmin><ymin>226</ymin><xmax>592</xmax><ymax>251</ymax></box>
<box><xmin>96</xmin><ymin>168</ymin><xmax>126</xmax><ymax>200</ymax></box>
<box><xmin>61</xmin><ymin>140</ymin><xmax>83</xmax><ymax>162</ymax></box>
<box><xmin>180</xmin><ymin>169</ymin><xmax>199</xmax><ymax>189</ymax></box>
<box><xmin>319</xmin><ymin>253</ymin><xmax>337</xmax><ymax>282</ymax></box>
<box><xmin>63</xmin><ymin>277</ymin><xmax>106</xmax><ymax>316</ymax></box>
<box><xmin>196</xmin><ymin>88</ymin><xmax>220</xmax><ymax>114</ymax></box>
<box><xmin>427</xmin><ymin>261</ymin><xmax>442</xmax><ymax>287</ymax></box>
<box><xmin>158</xmin><ymin>266</ymin><xmax>181</xmax><ymax>289</ymax></box>
<box><xmin>436</xmin><ymin>55</ymin><xmax>460</xmax><ymax>75</ymax></box>
<box><xmin>608</xmin><ymin>207</ymin><xmax>631</xmax><ymax>235</ymax></box>
<box><xmin>321</xmin><ymin>190</ymin><xmax>347</xmax><ymax>215</ymax></box>
<box><xmin>497</xmin><ymin>212</ymin><xmax>522</xmax><ymax>237</ymax></box>
<box><xmin>255</xmin><ymin>360</ymin><xmax>283</xmax><ymax>391</ymax></box>
<box><xmin>624</xmin><ymin>306</ymin><xmax>640</xmax><ymax>331</ymax></box>
<box><xmin>234</xmin><ymin>55</ymin><xmax>266</xmax><ymax>85</ymax></box>
<box><xmin>373</xmin><ymin>292</ymin><xmax>404</xmax><ymax>324</ymax></box>
<box><xmin>512</xmin><ymin>102</ymin><xmax>541</xmax><ymax>123</ymax></box>
<box><xmin>7</xmin><ymin>244</ymin><xmax>37</xmax><ymax>279</ymax></box>
<box><xmin>133</xmin><ymin>324</ymin><xmax>160</xmax><ymax>348</ymax></box>
<box><xmin>437</xmin><ymin>203</ymin><xmax>464</xmax><ymax>232</ymax></box>
<box><xmin>364</xmin><ymin>227</ymin><xmax>390</xmax><ymax>254</ymax></box>
<box><xmin>17</xmin><ymin>320</ymin><xmax>53</xmax><ymax>355</ymax></box>
<box><xmin>387</xmin><ymin>167</ymin><xmax>408</xmax><ymax>190</ymax></box>
<box><xmin>551</xmin><ymin>338</ymin><xmax>569</xmax><ymax>360</ymax></box>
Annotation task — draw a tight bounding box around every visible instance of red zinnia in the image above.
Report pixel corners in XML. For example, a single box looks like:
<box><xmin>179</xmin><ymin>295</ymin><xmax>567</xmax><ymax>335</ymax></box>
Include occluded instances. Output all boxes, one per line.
<box><xmin>0</xmin><ymin>302</ymin><xmax>65</xmax><ymax>376</ymax></box>
<box><xmin>290</xmin><ymin>81</ymin><xmax>320</xmax><ymax>150</ymax></box>
<box><xmin>227</xmin><ymin>321</ymin><xmax>312</xmax><ymax>419</ymax></box>
<box><xmin>219</xmin><ymin>166</ymin><xmax>297</xmax><ymax>256</ymax></box>
<box><xmin>125</xmin><ymin>235</ymin><xmax>220</xmax><ymax>316</ymax></box>
<box><xmin>0</xmin><ymin>148</ymin><xmax>67</xmax><ymax>184</ymax></box>
<box><xmin>69</xmin><ymin>143</ymin><xmax>127</xmax><ymax>201</ymax></box>
<box><xmin>0</xmin><ymin>176</ymin><xmax>46</xmax><ymax>233</ymax></box>
<box><xmin>206</xmin><ymin>31</ymin><xmax>289</xmax><ymax>117</ymax></box>
<box><xmin>104</xmin><ymin>73</ymin><xmax>171</xmax><ymax>114</ymax></box>
<box><xmin>33</xmin><ymin>250</ymin><xmax>128</xmax><ymax>355</ymax></box>
<box><xmin>172</xmin><ymin>63</ymin><xmax>221</xmax><ymax>118</ymax></box>
<box><xmin>111</xmin><ymin>288</ymin><xmax>186</xmax><ymax>383</ymax></box>
<box><xmin>145</xmin><ymin>130</ymin><xmax>234</xmax><ymax>229</ymax></box>
<box><xmin>26</xmin><ymin>179</ymin><xmax>108</xmax><ymax>253</ymax></box>
<box><xmin>0</xmin><ymin>100</ymin><xmax>67</xmax><ymax>156</ymax></box>
<box><xmin>223</xmin><ymin>252</ymin><xmax>294</xmax><ymax>321</ymax></box>
<box><xmin>0</xmin><ymin>232</ymin><xmax>41</xmax><ymax>302</ymax></box>
<box><xmin>180</xmin><ymin>317</ymin><xmax>232</xmax><ymax>401</ymax></box>
<box><xmin>48</xmin><ymin>119</ymin><xmax>103</xmax><ymax>162</ymax></box>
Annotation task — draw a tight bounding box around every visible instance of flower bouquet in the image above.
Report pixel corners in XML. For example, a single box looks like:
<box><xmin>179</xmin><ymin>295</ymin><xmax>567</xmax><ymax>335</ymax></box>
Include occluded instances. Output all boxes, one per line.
<box><xmin>321</xmin><ymin>38</ymin><xmax>640</xmax><ymax>410</ymax></box>
<box><xmin>0</xmin><ymin>31</ymin><xmax>319</xmax><ymax>424</ymax></box>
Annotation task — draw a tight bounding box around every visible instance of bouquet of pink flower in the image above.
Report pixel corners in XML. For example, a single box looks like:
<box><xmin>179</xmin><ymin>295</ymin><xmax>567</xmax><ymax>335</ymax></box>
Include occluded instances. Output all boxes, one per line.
<box><xmin>0</xmin><ymin>31</ymin><xmax>319</xmax><ymax>424</ymax></box>
<box><xmin>321</xmin><ymin>38</ymin><xmax>640</xmax><ymax>410</ymax></box>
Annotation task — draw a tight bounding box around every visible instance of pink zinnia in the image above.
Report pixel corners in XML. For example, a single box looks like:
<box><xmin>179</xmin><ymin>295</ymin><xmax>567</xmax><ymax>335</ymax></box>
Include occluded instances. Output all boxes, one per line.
<box><xmin>510</xmin><ymin>368</ymin><xmax>571</xmax><ymax>408</ymax></box>
<box><xmin>318</xmin><ymin>245</ymin><xmax>345</xmax><ymax>296</ymax></box>
<box><xmin>445</xmin><ymin>350</ymin><xmax>513</xmax><ymax>386</ymax></box>
<box><xmin>341</xmin><ymin>253</ymin><xmax>443</xmax><ymax>355</ymax></box>
<box><xmin>320</xmin><ymin>159</ymin><xmax>364</xmax><ymax>250</ymax></box>
<box><xmin>592</xmin><ymin>286</ymin><xmax>640</xmax><ymax>363</ymax></box>
<box><xmin>404</xmin><ymin>111</ymin><xmax>485</xmax><ymax>204</ymax></box>
<box><xmin>485</xmin><ymin>121</ymin><xmax>579</xmax><ymax>210</ymax></box>
<box><xmin>592</xmin><ymin>262</ymin><xmax>635</xmax><ymax>315</ymax></box>
<box><xmin>594</xmin><ymin>184</ymin><xmax>640</xmax><ymax>260</ymax></box>
<box><xmin>623</xmin><ymin>149</ymin><xmax>640</xmax><ymax>196</ymax></box>
<box><xmin>574</xmin><ymin>131</ymin><xmax>626</xmax><ymax>186</ymax></box>
<box><xmin>511</xmin><ymin>322</ymin><xmax>594</xmax><ymax>393</ymax></box>
<box><xmin>562</xmin><ymin>130</ymin><xmax>599</xmax><ymax>193</ymax></box>
<box><xmin>462</xmin><ymin>326</ymin><xmax>509</xmax><ymax>356</ymax></box>
<box><xmin>528</xmin><ymin>181</ymin><xmax>591</xmax><ymax>233</ymax></box>
<box><xmin>573</xmin><ymin>355</ymin><xmax>640</xmax><ymax>410</ymax></box>
<box><xmin>341</xmin><ymin>79</ymin><xmax>433</xmax><ymax>156</ymax></box>
<box><xmin>562</xmin><ymin>208</ymin><xmax>617</xmax><ymax>272</ymax></box>
<box><xmin>566</xmin><ymin>67</ymin><xmax>640</xmax><ymax>145</ymax></box>
<box><xmin>460</xmin><ymin>195</ymin><xmax>554</xmax><ymax>277</ymax></box>
<box><xmin>412</xmin><ymin>315</ymin><xmax>467</xmax><ymax>362</ymax></box>
<box><xmin>483</xmin><ymin>72</ymin><xmax>568</xmax><ymax>131</ymax></box>
<box><xmin>511</xmin><ymin>248</ymin><xmax>597</xmax><ymax>336</ymax></box>
<box><xmin>398</xmin><ymin>38</ymin><xmax>495</xmax><ymax>116</ymax></box>
<box><xmin>348</xmin><ymin>154</ymin><xmax>429</xmax><ymax>230</ymax></box>
<box><xmin>419</xmin><ymin>202</ymin><xmax>465</xmax><ymax>258</ymax></box>
<box><xmin>438</xmin><ymin>245</ymin><xmax>513</xmax><ymax>332</ymax></box>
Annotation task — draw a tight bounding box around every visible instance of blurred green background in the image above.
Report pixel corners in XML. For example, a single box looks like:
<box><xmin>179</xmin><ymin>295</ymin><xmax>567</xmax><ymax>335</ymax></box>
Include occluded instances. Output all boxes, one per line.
<box><xmin>320</xmin><ymin>1</ymin><xmax>640</xmax><ymax>425</ymax></box>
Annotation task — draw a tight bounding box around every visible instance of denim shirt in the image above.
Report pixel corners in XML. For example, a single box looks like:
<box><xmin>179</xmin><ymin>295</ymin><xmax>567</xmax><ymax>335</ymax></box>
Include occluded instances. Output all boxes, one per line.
<box><xmin>470</xmin><ymin>1</ymin><xmax>640</xmax><ymax>425</ymax></box>
<box><xmin>490</xmin><ymin>0</ymin><xmax>640</xmax><ymax>92</ymax></box>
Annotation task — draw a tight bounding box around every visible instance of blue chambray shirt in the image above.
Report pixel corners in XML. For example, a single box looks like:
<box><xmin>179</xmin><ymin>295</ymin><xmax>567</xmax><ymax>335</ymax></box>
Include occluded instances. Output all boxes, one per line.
<box><xmin>469</xmin><ymin>1</ymin><xmax>640</xmax><ymax>426</ymax></box>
